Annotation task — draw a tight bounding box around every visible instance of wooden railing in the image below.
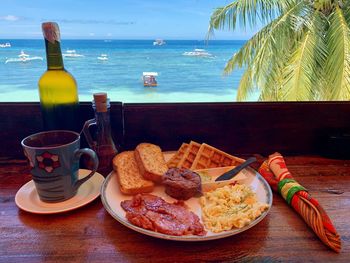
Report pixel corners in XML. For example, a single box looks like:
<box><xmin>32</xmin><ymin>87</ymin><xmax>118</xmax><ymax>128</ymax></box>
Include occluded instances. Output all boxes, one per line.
<box><xmin>1</xmin><ymin>102</ymin><xmax>350</xmax><ymax>159</ymax></box>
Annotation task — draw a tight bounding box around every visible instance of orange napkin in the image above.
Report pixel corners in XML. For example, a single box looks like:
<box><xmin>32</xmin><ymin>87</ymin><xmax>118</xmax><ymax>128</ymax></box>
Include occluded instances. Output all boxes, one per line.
<box><xmin>258</xmin><ymin>152</ymin><xmax>341</xmax><ymax>252</ymax></box>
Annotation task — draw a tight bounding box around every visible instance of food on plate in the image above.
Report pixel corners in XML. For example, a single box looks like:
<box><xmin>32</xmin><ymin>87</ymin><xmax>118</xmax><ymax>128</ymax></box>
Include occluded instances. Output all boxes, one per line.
<box><xmin>190</xmin><ymin>143</ymin><xmax>244</xmax><ymax>170</ymax></box>
<box><xmin>134</xmin><ymin>143</ymin><xmax>168</xmax><ymax>183</ymax></box>
<box><xmin>113</xmin><ymin>151</ymin><xmax>154</xmax><ymax>195</ymax></box>
<box><xmin>200</xmin><ymin>184</ymin><xmax>269</xmax><ymax>233</ymax></box>
<box><xmin>167</xmin><ymin>143</ymin><xmax>189</xmax><ymax>168</ymax></box>
<box><xmin>162</xmin><ymin>168</ymin><xmax>201</xmax><ymax>200</ymax></box>
<box><xmin>121</xmin><ymin>194</ymin><xmax>206</xmax><ymax>236</ymax></box>
<box><xmin>196</xmin><ymin>170</ymin><xmax>212</xmax><ymax>183</ymax></box>
<box><xmin>173</xmin><ymin>141</ymin><xmax>244</xmax><ymax>170</ymax></box>
<box><xmin>195</xmin><ymin>166</ymin><xmax>248</xmax><ymax>192</ymax></box>
<box><xmin>177</xmin><ymin>141</ymin><xmax>201</xmax><ymax>169</ymax></box>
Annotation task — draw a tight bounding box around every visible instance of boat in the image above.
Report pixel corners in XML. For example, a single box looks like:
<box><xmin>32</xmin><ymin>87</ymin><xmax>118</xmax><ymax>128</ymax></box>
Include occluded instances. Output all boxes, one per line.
<box><xmin>182</xmin><ymin>48</ymin><xmax>212</xmax><ymax>57</ymax></box>
<box><xmin>142</xmin><ymin>72</ymin><xmax>158</xmax><ymax>87</ymax></box>
<box><xmin>153</xmin><ymin>39</ymin><xmax>166</xmax><ymax>46</ymax></box>
<box><xmin>62</xmin><ymin>49</ymin><xmax>84</xmax><ymax>58</ymax></box>
<box><xmin>5</xmin><ymin>50</ymin><xmax>43</xmax><ymax>64</ymax></box>
<box><xmin>0</xmin><ymin>42</ymin><xmax>11</xmax><ymax>48</ymax></box>
<box><xmin>97</xmin><ymin>54</ymin><xmax>108</xmax><ymax>61</ymax></box>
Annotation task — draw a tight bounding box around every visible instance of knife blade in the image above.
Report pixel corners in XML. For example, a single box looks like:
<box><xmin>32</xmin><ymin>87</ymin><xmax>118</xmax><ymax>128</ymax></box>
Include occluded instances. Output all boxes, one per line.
<box><xmin>215</xmin><ymin>157</ymin><xmax>257</xmax><ymax>181</ymax></box>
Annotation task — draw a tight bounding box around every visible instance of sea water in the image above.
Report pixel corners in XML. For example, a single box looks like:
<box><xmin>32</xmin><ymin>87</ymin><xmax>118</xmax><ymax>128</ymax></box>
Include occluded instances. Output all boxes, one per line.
<box><xmin>0</xmin><ymin>39</ymin><xmax>256</xmax><ymax>102</ymax></box>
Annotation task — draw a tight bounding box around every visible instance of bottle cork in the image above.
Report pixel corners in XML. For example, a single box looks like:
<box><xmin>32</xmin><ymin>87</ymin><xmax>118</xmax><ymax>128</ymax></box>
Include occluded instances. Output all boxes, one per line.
<box><xmin>93</xmin><ymin>93</ymin><xmax>108</xmax><ymax>112</ymax></box>
<box><xmin>42</xmin><ymin>22</ymin><xmax>61</xmax><ymax>44</ymax></box>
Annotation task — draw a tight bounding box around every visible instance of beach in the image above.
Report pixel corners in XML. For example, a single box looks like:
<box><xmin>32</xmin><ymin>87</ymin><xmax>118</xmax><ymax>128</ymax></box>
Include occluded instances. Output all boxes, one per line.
<box><xmin>0</xmin><ymin>39</ymin><xmax>258</xmax><ymax>102</ymax></box>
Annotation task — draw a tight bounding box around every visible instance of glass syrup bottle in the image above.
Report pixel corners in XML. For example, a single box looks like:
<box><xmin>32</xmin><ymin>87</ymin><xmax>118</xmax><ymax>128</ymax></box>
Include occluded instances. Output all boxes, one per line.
<box><xmin>83</xmin><ymin>93</ymin><xmax>118</xmax><ymax>175</ymax></box>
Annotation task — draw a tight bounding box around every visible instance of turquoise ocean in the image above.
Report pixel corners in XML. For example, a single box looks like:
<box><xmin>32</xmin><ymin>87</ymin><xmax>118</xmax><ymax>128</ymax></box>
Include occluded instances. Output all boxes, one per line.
<box><xmin>0</xmin><ymin>39</ymin><xmax>255</xmax><ymax>102</ymax></box>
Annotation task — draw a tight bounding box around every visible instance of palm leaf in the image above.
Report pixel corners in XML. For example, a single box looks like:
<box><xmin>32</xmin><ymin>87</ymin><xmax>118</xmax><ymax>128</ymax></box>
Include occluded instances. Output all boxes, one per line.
<box><xmin>258</xmin><ymin>58</ymin><xmax>285</xmax><ymax>101</ymax></box>
<box><xmin>207</xmin><ymin>0</ymin><xmax>292</xmax><ymax>38</ymax></box>
<box><xmin>223</xmin><ymin>0</ymin><xmax>306</xmax><ymax>75</ymax></box>
<box><xmin>236</xmin><ymin>67</ymin><xmax>254</xmax><ymax>100</ymax></box>
<box><xmin>224</xmin><ymin>1</ymin><xmax>310</xmax><ymax>100</ymax></box>
<box><xmin>281</xmin><ymin>12</ymin><xmax>328</xmax><ymax>100</ymax></box>
<box><xmin>324</xmin><ymin>6</ymin><xmax>350</xmax><ymax>100</ymax></box>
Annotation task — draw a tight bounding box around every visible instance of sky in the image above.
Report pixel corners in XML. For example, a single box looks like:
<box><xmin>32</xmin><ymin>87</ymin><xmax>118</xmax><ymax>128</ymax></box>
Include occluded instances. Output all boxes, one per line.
<box><xmin>0</xmin><ymin>0</ymin><xmax>259</xmax><ymax>40</ymax></box>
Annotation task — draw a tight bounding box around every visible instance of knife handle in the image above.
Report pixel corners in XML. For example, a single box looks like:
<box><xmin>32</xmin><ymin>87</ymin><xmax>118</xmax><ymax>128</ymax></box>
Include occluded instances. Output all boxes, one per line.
<box><xmin>215</xmin><ymin>157</ymin><xmax>257</xmax><ymax>181</ymax></box>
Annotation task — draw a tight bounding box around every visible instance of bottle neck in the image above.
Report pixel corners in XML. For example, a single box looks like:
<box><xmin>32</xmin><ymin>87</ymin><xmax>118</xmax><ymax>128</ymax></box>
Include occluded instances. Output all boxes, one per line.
<box><xmin>95</xmin><ymin>109</ymin><xmax>111</xmax><ymax>127</ymax></box>
<box><xmin>95</xmin><ymin>108</ymin><xmax>113</xmax><ymax>141</ymax></box>
<box><xmin>45</xmin><ymin>39</ymin><xmax>64</xmax><ymax>70</ymax></box>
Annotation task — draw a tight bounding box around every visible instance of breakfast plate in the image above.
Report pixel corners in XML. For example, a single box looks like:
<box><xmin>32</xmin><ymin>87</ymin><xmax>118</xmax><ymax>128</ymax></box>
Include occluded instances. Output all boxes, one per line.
<box><xmin>15</xmin><ymin>169</ymin><xmax>104</xmax><ymax>214</ymax></box>
<box><xmin>101</xmin><ymin>166</ymin><xmax>273</xmax><ymax>241</ymax></box>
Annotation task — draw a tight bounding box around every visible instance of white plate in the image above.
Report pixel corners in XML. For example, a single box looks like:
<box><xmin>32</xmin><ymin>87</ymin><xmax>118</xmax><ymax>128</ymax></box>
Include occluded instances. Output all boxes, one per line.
<box><xmin>15</xmin><ymin>169</ymin><xmax>104</xmax><ymax>214</ymax></box>
<box><xmin>101</xmin><ymin>167</ymin><xmax>273</xmax><ymax>241</ymax></box>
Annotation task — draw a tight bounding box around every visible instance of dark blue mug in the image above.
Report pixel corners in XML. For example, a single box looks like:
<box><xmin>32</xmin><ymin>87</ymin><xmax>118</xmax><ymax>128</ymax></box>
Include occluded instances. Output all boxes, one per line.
<box><xmin>21</xmin><ymin>130</ymin><xmax>99</xmax><ymax>203</ymax></box>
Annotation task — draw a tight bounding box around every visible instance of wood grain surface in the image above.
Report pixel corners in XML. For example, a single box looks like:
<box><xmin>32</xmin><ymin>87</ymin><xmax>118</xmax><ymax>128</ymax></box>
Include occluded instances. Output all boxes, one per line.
<box><xmin>122</xmin><ymin>102</ymin><xmax>350</xmax><ymax>158</ymax></box>
<box><xmin>2</xmin><ymin>102</ymin><xmax>350</xmax><ymax>159</ymax></box>
<box><xmin>1</xmin><ymin>156</ymin><xmax>349</xmax><ymax>263</ymax></box>
<box><xmin>0</xmin><ymin>102</ymin><xmax>124</xmax><ymax>159</ymax></box>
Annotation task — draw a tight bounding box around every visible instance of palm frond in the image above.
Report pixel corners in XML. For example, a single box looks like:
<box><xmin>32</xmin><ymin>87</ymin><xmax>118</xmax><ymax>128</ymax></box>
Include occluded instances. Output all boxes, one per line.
<box><xmin>281</xmin><ymin>11</ymin><xmax>328</xmax><ymax>100</ymax></box>
<box><xmin>223</xmin><ymin>1</ymin><xmax>306</xmax><ymax>75</ymax></box>
<box><xmin>258</xmin><ymin>58</ymin><xmax>285</xmax><ymax>101</ymax></box>
<box><xmin>236</xmin><ymin>67</ymin><xmax>254</xmax><ymax>101</ymax></box>
<box><xmin>324</xmin><ymin>6</ymin><xmax>350</xmax><ymax>100</ymax></box>
<box><xmin>207</xmin><ymin>0</ymin><xmax>293</xmax><ymax>38</ymax></box>
<box><xmin>209</xmin><ymin>0</ymin><xmax>350</xmax><ymax>101</ymax></box>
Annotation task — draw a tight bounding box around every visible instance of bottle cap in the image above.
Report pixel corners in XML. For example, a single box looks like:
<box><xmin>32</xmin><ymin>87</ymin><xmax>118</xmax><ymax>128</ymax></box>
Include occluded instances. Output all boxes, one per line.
<box><xmin>42</xmin><ymin>22</ymin><xmax>61</xmax><ymax>44</ymax></box>
<box><xmin>93</xmin><ymin>93</ymin><xmax>108</xmax><ymax>112</ymax></box>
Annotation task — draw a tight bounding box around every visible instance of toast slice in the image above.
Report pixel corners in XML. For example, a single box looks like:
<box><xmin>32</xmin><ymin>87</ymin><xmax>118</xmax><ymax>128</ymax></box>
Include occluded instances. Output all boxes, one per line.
<box><xmin>113</xmin><ymin>151</ymin><xmax>154</xmax><ymax>195</ymax></box>
<box><xmin>134</xmin><ymin>143</ymin><xmax>168</xmax><ymax>183</ymax></box>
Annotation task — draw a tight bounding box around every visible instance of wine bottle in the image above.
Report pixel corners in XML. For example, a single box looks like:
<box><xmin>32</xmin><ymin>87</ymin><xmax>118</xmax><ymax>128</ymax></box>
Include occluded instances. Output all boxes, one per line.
<box><xmin>38</xmin><ymin>22</ymin><xmax>79</xmax><ymax>131</ymax></box>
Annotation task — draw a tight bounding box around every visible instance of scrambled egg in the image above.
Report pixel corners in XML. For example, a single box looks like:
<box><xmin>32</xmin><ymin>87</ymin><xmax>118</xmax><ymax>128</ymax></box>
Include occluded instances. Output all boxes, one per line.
<box><xmin>200</xmin><ymin>184</ymin><xmax>269</xmax><ymax>233</ymax></box>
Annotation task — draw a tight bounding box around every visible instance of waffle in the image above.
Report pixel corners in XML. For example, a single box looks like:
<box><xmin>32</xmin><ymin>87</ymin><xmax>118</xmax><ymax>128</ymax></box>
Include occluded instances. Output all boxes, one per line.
<box><xmin>166</xmin><ymin>143</ymin><xmax>189</xmax><ymax>168</ymax></box>
<box><xmin>190</xmin><ymin>143</ymin><xmax>244</xmax><ymax>170</ymax></box>
<box><xmin>177</xmin><ymin>141</ymin><xmax>201</xmax><ymax>169</ymax></box>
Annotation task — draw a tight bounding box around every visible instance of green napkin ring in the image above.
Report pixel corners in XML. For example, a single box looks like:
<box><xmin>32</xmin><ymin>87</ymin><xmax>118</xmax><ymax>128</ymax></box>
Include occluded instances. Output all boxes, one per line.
<box><xmin>278</xmin><ymin>179</ymin><xmax>307</xmax><ymax>205</ymax></box>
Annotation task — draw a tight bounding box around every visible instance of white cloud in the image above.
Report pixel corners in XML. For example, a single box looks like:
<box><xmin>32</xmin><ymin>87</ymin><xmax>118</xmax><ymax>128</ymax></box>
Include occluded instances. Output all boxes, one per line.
<box><xmin>89</xmin><ymin>32</ymin><xmax>95</xmax><ymax>36</ymax></box>
<box><xmin>0</xmin><ymin>15</ymin><xmax>20</xmax><ymax>21</ymax></box>
<box><xmin>107</xmin><ymin>33</ymin><xmax>112</xmax><ymax>37</ymax></box>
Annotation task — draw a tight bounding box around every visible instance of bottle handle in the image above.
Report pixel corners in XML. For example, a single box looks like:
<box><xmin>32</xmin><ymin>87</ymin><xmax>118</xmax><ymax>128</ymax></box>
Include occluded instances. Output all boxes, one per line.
<box><xmin>83</xmin><ymin>119</ymin><xmax>97</xmax><ymax>149</ymax></box>
<box><xmin>73</xmin><ymin>148</ymin><xmax>99</xmax><ymax>190</ymax></box>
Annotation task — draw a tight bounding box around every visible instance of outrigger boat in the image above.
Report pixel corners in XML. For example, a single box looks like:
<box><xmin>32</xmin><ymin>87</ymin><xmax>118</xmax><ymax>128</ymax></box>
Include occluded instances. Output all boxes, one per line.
<box><xmin>143</xmin><ymin>72</ymin><xmax>158</xmax><ymax>87</ymax></box>
<box><xmin>183</xmin><ymin>48</ymin><xmax>212</xmax><ymax>57</ymax></box>
<box><xmin>62</xmin><ymin>49</ymin><xmax>84</xmax><ymax>58</ymax></box>
<box><xmin>153</xmin><ymin>39</ymin><xmax>166</xmax><ymax>46</ymax></box>
<box><xmin>0</xmin><ymin>42</ymin><xmax>11</xmax><ymax>48</ymax></box>
<box><xmin>97</xmin><ymin>54</ymin><xmax>108</xmax><ymax>61</ymax></box>
<box><xmin>5</xmin><ymin>50</ymin><xmax>43</xmax><ymax>64</ymax></box>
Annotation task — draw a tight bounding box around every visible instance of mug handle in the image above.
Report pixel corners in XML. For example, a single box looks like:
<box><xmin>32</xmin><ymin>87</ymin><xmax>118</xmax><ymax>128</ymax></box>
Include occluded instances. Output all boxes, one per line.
<box><xmin>73</xmin><ymin>148</ymin><xmax>99</xmax><ymax>189</ymax></box>
<box><xmin>82</xmin><ymin>119</ymin><xmax>97</xmax><ymax>149</ymax></box>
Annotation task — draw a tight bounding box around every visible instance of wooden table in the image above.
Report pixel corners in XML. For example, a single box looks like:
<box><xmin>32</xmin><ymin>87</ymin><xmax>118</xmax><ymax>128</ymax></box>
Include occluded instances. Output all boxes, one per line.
<box><xmin>1</xmin><ymin>156</ymin><xmax>349</xmax><ymax>262</ymax></box>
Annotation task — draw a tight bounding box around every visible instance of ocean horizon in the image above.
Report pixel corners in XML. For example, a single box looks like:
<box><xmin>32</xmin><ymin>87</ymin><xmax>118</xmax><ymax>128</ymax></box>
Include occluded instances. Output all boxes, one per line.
<box><xmin>0</xmin><ymin>39</ymin><xmax>258</xmax><ymax>103</ymax></box>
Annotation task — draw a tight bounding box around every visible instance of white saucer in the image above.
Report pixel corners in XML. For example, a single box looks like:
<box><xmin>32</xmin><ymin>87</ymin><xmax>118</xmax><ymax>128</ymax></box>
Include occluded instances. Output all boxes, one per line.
<box><xmin>15</xmin><ymin>169</ymin><xmax>105</xmax><ymax>214</ymax></box>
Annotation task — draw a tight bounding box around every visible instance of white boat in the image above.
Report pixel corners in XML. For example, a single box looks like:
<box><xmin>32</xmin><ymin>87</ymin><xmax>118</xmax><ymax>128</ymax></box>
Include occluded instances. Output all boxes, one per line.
<box><xmin>0</xmin><ymin>42</ymin><xmax>11</xmax><ymax>48</ymax></box>
<box><xmin>62</xmin><ymin>49</ymin><xmax>84</xmax><ymax>58</ymax></box>
<box><xmin>182</xmin><ymin>48</ymin><xmax>212</xmax><ymax>57</ymax></box>
<box><xmin>5</xmin><ymin>50</ymin><xmax>43</xmax><ymax>64</ymax></box>
<box><xmin>97</xmin><ymin>54</ymin><xmax>108</xmax><ymax>61</ymax></box>
<box><xmin>142</xmin><ymin>72</ymin><xmax>158</xmax><ymax>87</ymax></box>
<box><xmin>153</xmin><ymin>39</ymin><xmax>166</xmax><ymax>46</ymax></box>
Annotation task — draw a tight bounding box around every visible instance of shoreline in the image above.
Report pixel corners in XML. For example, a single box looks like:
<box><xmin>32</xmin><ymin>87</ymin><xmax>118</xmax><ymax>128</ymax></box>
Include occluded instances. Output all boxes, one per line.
<box><xmin>0</xmin><ymin>85</ymin><xmax>260</xmax><ymax>103</ymax></box>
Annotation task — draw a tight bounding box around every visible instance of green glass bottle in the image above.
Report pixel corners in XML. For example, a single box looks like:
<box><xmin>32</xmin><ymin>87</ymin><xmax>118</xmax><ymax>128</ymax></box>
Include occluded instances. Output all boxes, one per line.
<box><xmin>38</xmin><ymin>22</ymin><xmax>79</xmax><ymax>131</ymax></box>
